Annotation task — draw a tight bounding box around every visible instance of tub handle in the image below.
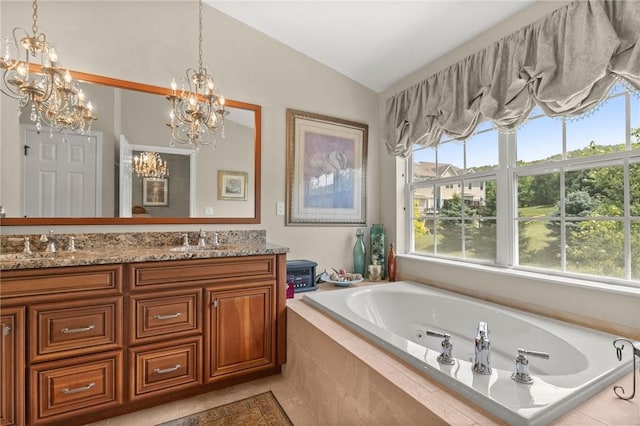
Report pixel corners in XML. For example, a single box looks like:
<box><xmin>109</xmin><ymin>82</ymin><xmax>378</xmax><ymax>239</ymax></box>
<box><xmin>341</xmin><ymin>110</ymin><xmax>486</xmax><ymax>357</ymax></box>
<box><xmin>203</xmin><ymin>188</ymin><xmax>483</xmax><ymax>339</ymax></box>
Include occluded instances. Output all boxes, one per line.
<box><xmin>511</xmin><ymin>348</ymin><xmax>550</xmax><ymax>384</ymax></box>
<box><xmin>426</xmin><ymin>330</ymin><xmax>454</xmax><ymax>365</ymax></box>
<box><xmin>612</xmin><ymin>338</ymin><xmax>639</xmax><ymax>400</ymax></box>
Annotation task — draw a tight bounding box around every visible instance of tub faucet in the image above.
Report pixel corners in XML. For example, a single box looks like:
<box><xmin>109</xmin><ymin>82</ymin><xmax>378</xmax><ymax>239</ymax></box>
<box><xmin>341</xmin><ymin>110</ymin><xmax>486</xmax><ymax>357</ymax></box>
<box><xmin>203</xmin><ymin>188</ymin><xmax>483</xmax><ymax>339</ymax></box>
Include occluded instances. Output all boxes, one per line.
<box><xmin>473</xmin><ymin>321</ymin><xmax>492</xmax><ymax>374</ymax></box>
<box><xmin>512</xmin><ymin>348</ymin><xmax>549</xmax><ymax>384</ymax></box>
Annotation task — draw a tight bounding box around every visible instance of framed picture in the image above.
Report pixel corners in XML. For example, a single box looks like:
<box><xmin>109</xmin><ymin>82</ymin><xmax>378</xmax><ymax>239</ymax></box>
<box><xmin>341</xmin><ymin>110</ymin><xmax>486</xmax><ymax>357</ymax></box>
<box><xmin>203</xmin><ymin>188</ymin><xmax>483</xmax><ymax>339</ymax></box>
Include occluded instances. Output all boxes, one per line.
<box><xmin>218</xmin><ymin>170</ymin><xmax>248</xmax><ymax>200</ymax></box>
<box><xmin>142</xmin><ymin>177</ymin><xmax>168</xmax><ymax>206</ymax></box>
<box><xmin>286</xmin><ymin>109</ymin><xmax>368</xmax><ymax>225</ymax></box>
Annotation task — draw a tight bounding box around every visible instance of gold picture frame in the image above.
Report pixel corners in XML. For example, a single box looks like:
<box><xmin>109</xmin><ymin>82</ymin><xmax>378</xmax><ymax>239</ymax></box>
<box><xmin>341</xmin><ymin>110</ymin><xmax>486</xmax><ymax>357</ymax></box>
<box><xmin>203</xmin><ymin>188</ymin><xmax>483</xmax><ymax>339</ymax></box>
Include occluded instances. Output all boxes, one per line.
<box><xmin>286</xmin><ymin>109</ymin><xmax>368</xmax><ymax>225</ymax></box>
<box><xmin>218</xmin><ymin>170</ymin><xmax>248</xmax><ymax>201</ymax></box>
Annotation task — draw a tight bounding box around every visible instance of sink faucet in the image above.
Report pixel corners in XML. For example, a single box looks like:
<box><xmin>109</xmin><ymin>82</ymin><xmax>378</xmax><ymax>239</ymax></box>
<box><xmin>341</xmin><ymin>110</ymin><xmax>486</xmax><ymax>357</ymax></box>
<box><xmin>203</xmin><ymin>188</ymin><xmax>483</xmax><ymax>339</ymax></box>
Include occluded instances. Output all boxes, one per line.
<box><xmin>40</xmin><ymin>230</ymin><xmax>57</xmax><ymax>253</ymax></box>
<box><xmin>198</xmin><ymin>229</ymin><xmax>207</xmax><ymax>248</ymax></box>
<box><xmin>22</xmin><ymin>237</ymin><xmax>32</xmax><ymax>255</ymax></box>
<box><xmin>473</xmin><ymin>321</ymin><xmax>492</xmax><ymax>374</ymax></box>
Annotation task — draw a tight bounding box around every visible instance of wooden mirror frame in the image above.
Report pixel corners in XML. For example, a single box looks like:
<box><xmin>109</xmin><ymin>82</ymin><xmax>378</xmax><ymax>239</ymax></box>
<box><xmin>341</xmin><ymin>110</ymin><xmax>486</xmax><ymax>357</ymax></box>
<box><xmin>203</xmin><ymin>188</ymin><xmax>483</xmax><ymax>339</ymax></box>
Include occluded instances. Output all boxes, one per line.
<box><xmin>2</xmin><ymin>70</ymin><xmax>261</xmax><ymax>225</ymax></box>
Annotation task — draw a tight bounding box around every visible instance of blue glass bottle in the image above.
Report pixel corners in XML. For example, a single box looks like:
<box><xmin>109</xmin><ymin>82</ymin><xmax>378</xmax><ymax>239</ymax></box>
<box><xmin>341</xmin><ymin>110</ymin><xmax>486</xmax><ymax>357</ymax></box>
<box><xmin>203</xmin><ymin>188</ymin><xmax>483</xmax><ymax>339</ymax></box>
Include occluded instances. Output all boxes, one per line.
<box><xmin>370</xmin><ymin>224</ymin><xmax>385</xmax><ymax>279</ymax></box>
<box><xmin>353</xmin><ymin>228</ymin><xmax>366</xmax><ymax>275</ymax></box>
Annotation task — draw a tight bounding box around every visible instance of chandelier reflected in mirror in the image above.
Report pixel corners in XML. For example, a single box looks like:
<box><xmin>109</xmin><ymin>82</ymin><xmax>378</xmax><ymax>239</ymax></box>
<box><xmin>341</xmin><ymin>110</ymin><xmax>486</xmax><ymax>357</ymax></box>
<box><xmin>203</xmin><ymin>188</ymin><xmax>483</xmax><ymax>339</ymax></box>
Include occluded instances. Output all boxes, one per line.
<box><xmin>133</xmin><ymin>151</ymin><xmax>169</xmax><ymax>179</ymax></box>
<box><xmin>0</xmin><ymin>0</ymin><xmax>96</xmax><ymax>137</ymax></box>
<box><xmin>166</xmin><ymin>0</ymin><xmax>226</xmax><ymax>151</ymax></box>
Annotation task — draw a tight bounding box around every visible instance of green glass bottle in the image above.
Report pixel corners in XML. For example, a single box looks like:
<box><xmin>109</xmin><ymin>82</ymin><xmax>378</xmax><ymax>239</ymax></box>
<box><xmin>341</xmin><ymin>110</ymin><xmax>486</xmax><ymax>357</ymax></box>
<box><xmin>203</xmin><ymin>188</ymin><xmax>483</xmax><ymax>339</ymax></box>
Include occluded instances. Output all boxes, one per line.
<box><xmin>370</xmin><ymin>224</ymin><xmax>385</xmax><ymax>279</ymax></box>
<box><xmin>353</xmin><ymin>228</ymin><xmax>366</xmax><ymax>275</ymax></box>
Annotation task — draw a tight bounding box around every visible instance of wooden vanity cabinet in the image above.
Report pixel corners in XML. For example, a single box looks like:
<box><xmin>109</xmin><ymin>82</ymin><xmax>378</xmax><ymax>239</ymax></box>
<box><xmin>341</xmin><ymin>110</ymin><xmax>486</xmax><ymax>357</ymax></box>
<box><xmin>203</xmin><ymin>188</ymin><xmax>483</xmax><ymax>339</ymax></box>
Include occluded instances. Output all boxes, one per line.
<box><xmin>1</xmin><ymin>264</ymin><xmax>124</xmax><ymax>426</ymax></box>
<box><xmin>1</xmin><ymin>253</ymin><xmax>286</xmax><ymax>425</ymax></box>
<box><xmin>1</xmin><ymin>307</ymin><xmax>25</xmax><ymax>426</ymax></box>
<box><xmin>128</xmin><ymin>254</ymin><xmax>286</xmax><ymax>396</ymax></box>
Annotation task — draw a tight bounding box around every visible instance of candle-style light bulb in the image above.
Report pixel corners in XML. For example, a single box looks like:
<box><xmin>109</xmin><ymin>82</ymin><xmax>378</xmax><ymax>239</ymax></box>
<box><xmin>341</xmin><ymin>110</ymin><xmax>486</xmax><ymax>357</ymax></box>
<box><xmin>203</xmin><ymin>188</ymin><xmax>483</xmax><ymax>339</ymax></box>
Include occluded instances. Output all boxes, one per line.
<box><xmin>64</xmin><ymin>70</ymin><xmax>72</xmax><ymax>84</ymax></box>
<box><xmin>171</xmin><ymin>78</ymin><xmax>177</xmax><ymax>94</ymax></box>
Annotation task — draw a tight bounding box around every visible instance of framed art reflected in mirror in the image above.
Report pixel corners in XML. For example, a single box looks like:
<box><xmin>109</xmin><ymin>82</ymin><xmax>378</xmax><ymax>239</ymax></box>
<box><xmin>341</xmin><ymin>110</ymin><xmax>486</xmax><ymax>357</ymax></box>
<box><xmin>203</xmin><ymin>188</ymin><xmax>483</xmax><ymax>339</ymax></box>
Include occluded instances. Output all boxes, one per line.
<box><xmin>218</xmin><ymin>170</ymin><xmax>248</xmax><ymax>201</ymax></box>
<box><xmin>143</xmin><ymin>177</ymin><xmax>169</xmax><ymax>206</ymax></box>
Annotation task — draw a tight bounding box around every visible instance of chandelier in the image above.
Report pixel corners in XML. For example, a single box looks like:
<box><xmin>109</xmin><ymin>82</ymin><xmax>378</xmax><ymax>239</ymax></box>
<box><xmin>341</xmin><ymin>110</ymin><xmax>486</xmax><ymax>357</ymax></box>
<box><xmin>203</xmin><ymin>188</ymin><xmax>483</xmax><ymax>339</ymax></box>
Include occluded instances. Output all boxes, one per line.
<box><xmin>166</xmin><ymin>0</ymin><xmax>226</xmax><ymax>151</ymax></box>
<box><xmin>133</xmin><ymin>151</ymin><xmax>169</xmax><ymax>179</ymax></box>
<box><xmin>0</xmin><ymin>0</ymin><xmax>96</xmax><ymax>136</ymax></box>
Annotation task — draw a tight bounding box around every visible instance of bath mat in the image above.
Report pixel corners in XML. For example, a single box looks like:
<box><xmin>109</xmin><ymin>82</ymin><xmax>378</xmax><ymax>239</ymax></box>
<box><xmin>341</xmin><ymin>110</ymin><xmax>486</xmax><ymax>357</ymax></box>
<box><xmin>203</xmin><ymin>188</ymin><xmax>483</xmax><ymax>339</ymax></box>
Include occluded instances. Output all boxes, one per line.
<box><xmin>156</xmin><ymin>391</ymin><xmax>293</xmax><ymax>426</ymax></box>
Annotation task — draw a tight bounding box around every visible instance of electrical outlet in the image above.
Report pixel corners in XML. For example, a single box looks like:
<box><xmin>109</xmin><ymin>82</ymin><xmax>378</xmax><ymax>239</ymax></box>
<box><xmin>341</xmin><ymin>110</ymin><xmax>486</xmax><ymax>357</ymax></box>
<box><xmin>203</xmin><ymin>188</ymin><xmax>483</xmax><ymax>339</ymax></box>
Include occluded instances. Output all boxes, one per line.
<box><xmin>276</xmin><ymin>202</ymin><xmax>285</xmax><ymax>216</ymax></box>
<box><xmin>204</xmin><ymin>207</ymin><xmax>214</xmax><ymax>215</ymax></box>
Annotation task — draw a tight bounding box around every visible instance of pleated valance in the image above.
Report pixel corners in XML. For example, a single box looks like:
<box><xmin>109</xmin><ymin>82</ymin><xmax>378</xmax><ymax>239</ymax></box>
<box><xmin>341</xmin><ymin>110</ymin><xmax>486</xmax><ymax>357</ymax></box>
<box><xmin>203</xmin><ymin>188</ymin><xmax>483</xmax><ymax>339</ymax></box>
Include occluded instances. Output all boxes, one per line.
<box><xmin>385</xmin><ymin>0</ymin><xmax>640</xmax><ymax>157</ymax></box>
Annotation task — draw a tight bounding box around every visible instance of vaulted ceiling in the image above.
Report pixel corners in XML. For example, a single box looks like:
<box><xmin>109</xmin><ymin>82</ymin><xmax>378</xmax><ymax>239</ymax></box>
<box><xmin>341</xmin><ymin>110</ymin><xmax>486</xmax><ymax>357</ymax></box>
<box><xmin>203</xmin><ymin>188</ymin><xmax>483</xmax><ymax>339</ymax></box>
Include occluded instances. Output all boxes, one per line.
<box><xmin>207</xmin><ymin>1</ymin><xmax>537</xmax><ymax>93</ymax></box>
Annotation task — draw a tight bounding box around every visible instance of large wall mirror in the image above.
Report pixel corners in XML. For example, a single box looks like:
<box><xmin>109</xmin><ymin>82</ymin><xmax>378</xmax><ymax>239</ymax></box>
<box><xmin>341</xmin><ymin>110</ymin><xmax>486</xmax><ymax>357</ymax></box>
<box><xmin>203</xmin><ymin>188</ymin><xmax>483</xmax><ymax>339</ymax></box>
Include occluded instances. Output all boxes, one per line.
<box><xmin>0</xmin><ymin>70</ymin><xmax>261</xmax><ymax>225</ymax></box>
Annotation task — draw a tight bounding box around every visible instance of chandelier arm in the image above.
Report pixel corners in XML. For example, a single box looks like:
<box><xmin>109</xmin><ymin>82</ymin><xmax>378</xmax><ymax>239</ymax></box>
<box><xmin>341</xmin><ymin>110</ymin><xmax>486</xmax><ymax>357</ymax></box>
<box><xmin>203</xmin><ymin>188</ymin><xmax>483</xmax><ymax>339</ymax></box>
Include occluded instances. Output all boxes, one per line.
<box><xmin>0</xmin><ymin>71</ymin><xmax>24</xmax><ymax>99</ymax></box>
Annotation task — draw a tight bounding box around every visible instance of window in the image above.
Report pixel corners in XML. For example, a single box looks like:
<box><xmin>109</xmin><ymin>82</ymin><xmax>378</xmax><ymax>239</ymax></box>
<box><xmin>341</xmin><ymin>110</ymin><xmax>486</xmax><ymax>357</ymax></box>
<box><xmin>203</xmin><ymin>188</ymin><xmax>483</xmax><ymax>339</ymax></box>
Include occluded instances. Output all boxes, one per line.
<box><xmin>411</xmin><ymin>126</ymin><xmax>498</xmax><ymax>262</ymax></box>
<box><xmin>408</xmin><ymin>86</ymin><xmax>640</xmax><ymax>286</ymax></box>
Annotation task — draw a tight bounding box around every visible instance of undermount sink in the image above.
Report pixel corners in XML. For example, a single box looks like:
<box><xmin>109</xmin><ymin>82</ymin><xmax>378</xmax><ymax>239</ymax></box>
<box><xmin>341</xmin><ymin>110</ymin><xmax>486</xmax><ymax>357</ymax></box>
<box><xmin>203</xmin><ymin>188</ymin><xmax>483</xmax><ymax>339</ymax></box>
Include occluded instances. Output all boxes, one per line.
<box><xmin>169</xmin><ymin>244</ymin><xmax>233</xmax><ymax>252</ymax></box>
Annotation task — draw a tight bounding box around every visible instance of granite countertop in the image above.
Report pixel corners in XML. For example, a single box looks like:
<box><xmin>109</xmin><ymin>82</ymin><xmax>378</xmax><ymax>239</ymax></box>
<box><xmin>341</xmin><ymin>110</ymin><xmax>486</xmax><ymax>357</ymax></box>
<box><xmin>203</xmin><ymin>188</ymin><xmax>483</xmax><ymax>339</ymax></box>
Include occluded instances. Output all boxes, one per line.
<box><xmin>0</xmin><ymin>230</ymin><xmax>289</xmax><ymax>271</ymax></box>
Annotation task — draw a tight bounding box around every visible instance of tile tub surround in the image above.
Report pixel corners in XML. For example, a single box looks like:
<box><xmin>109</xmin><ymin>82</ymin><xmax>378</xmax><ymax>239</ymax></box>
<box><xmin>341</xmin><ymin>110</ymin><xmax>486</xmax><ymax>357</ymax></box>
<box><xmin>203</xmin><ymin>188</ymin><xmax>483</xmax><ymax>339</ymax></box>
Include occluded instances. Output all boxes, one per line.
<box><xmin>0</xmin><ymin>230</ymin><xmax>289</xmax><ymax>270</ymax></box>
<box><xmin>285</xmin><ymin>283</ymin><xmax>640</xmax><ymax>425</ymax></box>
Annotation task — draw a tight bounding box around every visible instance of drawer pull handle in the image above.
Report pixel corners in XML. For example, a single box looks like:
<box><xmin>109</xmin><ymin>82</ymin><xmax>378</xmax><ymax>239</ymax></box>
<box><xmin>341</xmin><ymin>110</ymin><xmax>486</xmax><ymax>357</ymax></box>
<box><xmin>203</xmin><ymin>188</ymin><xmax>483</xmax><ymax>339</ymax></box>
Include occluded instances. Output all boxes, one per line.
<box><xmin>153</xmin><ymin>313</ymin><xmax>182</xmax><ymax>320</ymax></box>
<box><xmin>61</xmin><ymin>325</ymin><xmax>95</xmax><ymax>334</ymax></box>
<box><xmin>154</xmin><ymin>364</ymin><xmax>181</xmax><ymax>374</ymax></box>
<box><xmin>61</xmin><ymin>383</ymin><xmax>95</xmax><ymax>394</ymax></box>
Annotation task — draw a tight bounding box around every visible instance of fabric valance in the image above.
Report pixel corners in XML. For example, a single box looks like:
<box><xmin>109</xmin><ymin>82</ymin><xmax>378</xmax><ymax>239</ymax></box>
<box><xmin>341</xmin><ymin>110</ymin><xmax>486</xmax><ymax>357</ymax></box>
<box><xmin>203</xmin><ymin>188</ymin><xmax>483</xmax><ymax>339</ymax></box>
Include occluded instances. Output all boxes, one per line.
<box><xmin>384</xmin><ymin>0</ymin><xmax>640</xmax><ymax>157</ymax></box>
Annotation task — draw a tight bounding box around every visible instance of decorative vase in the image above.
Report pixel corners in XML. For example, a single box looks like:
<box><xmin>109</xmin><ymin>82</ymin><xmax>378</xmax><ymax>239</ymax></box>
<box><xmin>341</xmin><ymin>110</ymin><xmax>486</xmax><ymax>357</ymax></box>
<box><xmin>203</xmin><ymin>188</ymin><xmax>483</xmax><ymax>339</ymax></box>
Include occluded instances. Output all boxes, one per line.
<box><xmin>353</xmin><ymin>228</ymin><xmax>366</xmax><ymax>275</ymax></box>
<box><xmin>388</xmin><ymin>243</ymin><xmax>396</xmax><ymax>282</ymax></box>
<box><xmin>370</xmin><ymin>224</ymin><xmax>385</xmax><ymax>279</ymax></box>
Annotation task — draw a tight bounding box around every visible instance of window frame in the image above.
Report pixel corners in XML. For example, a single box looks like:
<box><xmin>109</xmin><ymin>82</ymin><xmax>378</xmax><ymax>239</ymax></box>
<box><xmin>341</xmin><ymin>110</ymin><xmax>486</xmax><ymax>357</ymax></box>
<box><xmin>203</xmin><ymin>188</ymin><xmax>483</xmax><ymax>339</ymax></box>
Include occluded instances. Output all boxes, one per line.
<box><xmin>406</xmin><ymin>88</ymin><xmax>640</xmax><ymax>287</ymax></box>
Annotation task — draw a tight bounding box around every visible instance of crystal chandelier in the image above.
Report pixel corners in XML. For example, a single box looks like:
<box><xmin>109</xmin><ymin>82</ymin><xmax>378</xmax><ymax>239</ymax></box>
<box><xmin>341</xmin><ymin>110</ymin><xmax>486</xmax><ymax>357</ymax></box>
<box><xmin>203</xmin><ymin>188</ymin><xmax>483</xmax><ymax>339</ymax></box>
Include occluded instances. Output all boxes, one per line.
<box><xmin>166</xmin><ymin>0</ymin><xmax>226</xmax><ymax>151</ymax></box>
<box><xmin>0</xmin><ymin>0</ymin><xmax>96</xmax><ymax>136</ymax></box>
<box><xmin>133</xmin><ymin>151</ymin><xmax>169</xmax><ymax>179</ymax></box>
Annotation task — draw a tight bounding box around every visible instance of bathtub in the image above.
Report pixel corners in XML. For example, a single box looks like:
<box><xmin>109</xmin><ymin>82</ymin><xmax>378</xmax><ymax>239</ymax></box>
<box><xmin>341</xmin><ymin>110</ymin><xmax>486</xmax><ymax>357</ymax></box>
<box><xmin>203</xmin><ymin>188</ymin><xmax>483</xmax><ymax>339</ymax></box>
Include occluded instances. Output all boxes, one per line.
<box><xmin>303</xmin><ymin>281</ymin><xmax>633</xmax><ymax>426</ymax></box>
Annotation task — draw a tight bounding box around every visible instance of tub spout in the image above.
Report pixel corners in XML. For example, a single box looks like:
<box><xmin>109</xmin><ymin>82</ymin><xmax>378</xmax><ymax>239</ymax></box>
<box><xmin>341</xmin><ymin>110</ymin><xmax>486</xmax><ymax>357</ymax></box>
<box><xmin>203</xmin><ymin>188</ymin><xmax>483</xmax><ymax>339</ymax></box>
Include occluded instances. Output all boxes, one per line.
<box><xmin>473</xmin><ymin>321</ymin><xmax>492</xmax><ymax>375</ymax></box>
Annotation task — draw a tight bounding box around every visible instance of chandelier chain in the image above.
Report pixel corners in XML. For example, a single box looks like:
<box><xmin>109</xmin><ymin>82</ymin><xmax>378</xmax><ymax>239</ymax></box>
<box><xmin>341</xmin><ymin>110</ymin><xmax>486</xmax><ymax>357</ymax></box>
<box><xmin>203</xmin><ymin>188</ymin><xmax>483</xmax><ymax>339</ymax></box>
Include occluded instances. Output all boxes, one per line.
<box><xmin>31</xmin><ymin>0</ymin><xmax>38</xmax><ymax>36</ymax></box>
<box><xmin>198</xmin><ymin>0</ymin><xmax>203</xmax><ymax>73</ymax></box>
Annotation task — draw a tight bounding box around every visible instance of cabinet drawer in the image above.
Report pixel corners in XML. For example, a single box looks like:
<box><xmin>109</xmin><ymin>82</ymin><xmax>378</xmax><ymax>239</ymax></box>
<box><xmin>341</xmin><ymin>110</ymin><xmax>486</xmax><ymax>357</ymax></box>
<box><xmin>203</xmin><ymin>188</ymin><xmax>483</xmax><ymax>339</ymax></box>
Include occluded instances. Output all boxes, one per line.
<box><xmin>30</xmin><ymin>298</ymin><xmax>122</xmax><ymax>362</ymax></box>
<box><xmin>1</xmin><ymin>264</ymin><xmax>122</xmax><ymax>300</ymax></box>
<box><xmin>130</xmin><ymin>256</ymin><xmax>276</xmax><ymax>289</ymax></box>
<box><xmin>29</xmin><ymin>351</ymin><xmax>122</xmax><ymax>424</ymax></box>
<box><xmin>129</xmin><ymin>337</ymin><xmax>202</xmax><ymax>401</ymax></box>
<box><xmin>130</xmin><ymin>289</ymin><xmax>201</xmax><ymax>344</ymax></box>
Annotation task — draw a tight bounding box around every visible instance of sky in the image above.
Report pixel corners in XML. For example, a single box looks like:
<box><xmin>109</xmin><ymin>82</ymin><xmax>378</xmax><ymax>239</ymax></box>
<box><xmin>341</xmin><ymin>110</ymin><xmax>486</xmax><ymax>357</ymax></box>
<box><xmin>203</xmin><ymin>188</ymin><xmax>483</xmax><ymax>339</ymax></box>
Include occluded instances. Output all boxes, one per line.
<box><xmin>413</xmin><ymin>86</ymin><xmax>639</xmax><ymax>170</ymax></box>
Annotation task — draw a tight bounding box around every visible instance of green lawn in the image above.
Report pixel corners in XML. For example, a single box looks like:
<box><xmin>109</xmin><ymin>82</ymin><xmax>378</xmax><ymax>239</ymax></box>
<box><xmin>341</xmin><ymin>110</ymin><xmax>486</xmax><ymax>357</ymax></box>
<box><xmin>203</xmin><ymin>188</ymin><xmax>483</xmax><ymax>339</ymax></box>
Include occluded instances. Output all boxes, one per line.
<box><xmin>518</xmin><ymin>204</ymin><xmax>555</xmax><ymax>217</ymax></box>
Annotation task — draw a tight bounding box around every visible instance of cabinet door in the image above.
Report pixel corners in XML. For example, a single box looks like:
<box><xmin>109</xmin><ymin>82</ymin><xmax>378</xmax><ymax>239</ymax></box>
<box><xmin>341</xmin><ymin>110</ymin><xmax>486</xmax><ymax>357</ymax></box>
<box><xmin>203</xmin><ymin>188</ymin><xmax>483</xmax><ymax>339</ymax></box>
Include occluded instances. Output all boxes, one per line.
<box><xmin>207</xmin><ymin>282</ymin><xmax>276</xmax><ymax>381</ymax></box>
<box><xmin>1</xmin><ymin>307</ymin><xmax>25</xmax><ymax>426</ymax></box>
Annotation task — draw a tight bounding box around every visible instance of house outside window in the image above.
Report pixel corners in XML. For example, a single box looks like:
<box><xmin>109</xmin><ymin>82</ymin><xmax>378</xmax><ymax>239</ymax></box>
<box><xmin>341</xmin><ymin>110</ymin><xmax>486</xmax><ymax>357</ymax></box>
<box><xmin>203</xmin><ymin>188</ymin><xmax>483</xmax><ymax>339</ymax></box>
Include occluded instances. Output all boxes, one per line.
<box><xmin>408</xmin><ymin>86</ymin><xmax>640</xmax><ymax>285</ymax></box>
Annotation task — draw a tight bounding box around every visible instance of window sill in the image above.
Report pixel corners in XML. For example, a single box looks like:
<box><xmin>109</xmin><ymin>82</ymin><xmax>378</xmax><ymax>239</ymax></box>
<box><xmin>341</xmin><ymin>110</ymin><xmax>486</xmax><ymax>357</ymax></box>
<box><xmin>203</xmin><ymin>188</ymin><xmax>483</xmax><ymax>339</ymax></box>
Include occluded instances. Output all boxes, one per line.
<box><xmin>400</xmin><ymin>253</ymin><xmax>640</xmax><ymax>298</ymax></box>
